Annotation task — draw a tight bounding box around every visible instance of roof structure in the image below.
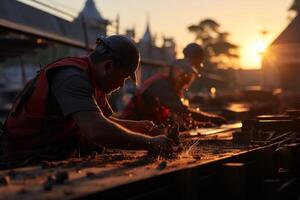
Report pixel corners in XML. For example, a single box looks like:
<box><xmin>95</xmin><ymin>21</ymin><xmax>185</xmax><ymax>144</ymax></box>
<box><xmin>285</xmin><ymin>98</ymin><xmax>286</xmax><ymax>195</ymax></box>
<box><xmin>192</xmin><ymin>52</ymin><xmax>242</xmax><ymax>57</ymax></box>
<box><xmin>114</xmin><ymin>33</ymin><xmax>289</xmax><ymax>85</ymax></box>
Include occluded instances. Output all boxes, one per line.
<box><xmin>0</xmin><ymin>0</ymin><xmax>110</xmax><ymax>62</ymax></box>
<box><xmin>140</xmin><ymin>20</ymin><xmax>152</xmax><ymax>44</ymax></box>
<box><xmin>0</xmin><ymin>37</ymin><xmax>51</xmax><ymax>62</ymax></box>
<box><xmin>0</xmin><ymin>0</ymin><xmax>108</xmax><ymax>50</ymax></box>
<box><xmin>138</xmin><ymin>18</ymin><xmax>176</xmax><ymax>65</ymax></box>
<box><xmin>74</xmin><ymin>0</ymin><xmax>109</xmax><ymax>45</ymax></box>
<box><xmin>271</xmin><ymin>14</ymin><xmax>300</xmax><ymax>45</ymax></box>
<box><xmin>78</xmin><ymin>0</ymin><xmax>104</xmax><ymax>22</ymax></box>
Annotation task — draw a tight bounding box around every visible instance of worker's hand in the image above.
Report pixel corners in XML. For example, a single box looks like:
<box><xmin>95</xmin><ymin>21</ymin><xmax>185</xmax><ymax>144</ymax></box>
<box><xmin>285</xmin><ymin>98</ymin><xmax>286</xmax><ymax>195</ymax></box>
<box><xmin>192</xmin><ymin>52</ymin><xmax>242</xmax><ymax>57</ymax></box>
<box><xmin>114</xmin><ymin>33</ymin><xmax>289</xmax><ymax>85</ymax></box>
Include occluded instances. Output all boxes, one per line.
<box><xmin>137</xmin><ymin>120</ymin><xmax>166</xmax><ymax>136</ymax></box>
<box><xmin>132</xmin><ymin>120</ymin><xmax>155</xmax><ymax>131</ymax></box>
<box><xmin>122</xmin><ymin>120</ymin><xmax>156</xmax><ymax>134</ymax></box>
<box><xmin>148</xmin><ymin>135</ymin><xmax>174</xmax><ymax>154</ymax></box>
<box><xmin>141</xmin><ymin>120</ymin><xmax>157</xmax><ymax>131</ymax></box>
<box><xmin>166</xmin><ymin>123</ymin><xmax>180</xmax><ymax>145</ymax></box>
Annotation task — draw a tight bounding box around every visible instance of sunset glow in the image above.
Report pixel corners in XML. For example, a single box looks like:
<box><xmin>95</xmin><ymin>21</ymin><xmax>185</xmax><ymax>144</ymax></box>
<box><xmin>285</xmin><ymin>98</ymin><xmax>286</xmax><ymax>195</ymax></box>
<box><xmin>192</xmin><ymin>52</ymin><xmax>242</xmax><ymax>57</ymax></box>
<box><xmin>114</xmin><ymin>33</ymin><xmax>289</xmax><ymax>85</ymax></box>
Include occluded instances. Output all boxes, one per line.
<box><xmin>18</xmin><ymin>0</ymin><xmax>293</xmax><ymax>69</ymax></box>
<box><xmin>242</xmin><ymin>41</ymin><xmax>269</xmax><ymax>69</ymax></box>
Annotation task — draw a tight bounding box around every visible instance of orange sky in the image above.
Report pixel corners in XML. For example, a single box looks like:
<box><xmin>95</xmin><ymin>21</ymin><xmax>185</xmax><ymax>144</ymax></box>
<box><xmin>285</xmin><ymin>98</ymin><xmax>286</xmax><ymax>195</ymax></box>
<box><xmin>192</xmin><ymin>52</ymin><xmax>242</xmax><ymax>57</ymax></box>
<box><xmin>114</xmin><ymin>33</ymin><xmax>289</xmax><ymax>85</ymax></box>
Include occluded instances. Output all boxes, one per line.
<box><xmin>19</xmin><ymin>0</ymin><xmax>295</xmax><ymax>69</ymax></box>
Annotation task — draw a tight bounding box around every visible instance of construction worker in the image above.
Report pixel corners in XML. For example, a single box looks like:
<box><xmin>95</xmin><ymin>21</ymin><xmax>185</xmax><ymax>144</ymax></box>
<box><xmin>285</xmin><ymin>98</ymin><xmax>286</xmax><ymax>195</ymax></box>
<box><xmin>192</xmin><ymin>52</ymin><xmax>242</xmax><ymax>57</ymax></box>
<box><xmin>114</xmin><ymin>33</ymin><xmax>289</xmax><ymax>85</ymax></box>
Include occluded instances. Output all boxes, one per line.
<box><xmin>120</xmin><ymin>43</ymin><xmax>226</xmax><ymax>129</ymax></box>
<box><xmin>1</xmin><ymin>35</ymin><xmax>174</xmax><ymax>164</ymax></box>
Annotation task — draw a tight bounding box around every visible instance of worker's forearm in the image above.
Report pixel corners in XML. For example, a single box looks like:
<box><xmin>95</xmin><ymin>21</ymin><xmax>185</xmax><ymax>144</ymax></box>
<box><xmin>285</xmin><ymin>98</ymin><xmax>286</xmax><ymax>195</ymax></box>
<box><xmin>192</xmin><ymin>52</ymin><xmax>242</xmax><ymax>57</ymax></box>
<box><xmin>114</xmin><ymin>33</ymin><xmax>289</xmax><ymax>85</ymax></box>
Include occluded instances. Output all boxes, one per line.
<box><xmin>94</xmin><ymin>121</ymin><xmax>151</xmax><ymax>150</ymax></box>
<box><xmin>109</xmin><ymin>117</ymin><xmax>140</xmax><ymax>131</ymax></box>
<box><xmin>74</xmin><ymin>112</ymin><xmax>151</xmax><ymax>150</ymax></box>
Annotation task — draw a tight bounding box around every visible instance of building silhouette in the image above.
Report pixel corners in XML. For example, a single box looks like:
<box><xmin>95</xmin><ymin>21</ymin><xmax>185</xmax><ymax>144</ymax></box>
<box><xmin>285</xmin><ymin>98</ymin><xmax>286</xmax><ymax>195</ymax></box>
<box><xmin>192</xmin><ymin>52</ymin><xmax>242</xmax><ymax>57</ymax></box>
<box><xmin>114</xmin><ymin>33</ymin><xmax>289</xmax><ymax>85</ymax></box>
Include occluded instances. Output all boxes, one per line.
<box><xmin>262</xmin><ymin>0</ymin><xmax>300</xmax><ymax>92</ymax></box>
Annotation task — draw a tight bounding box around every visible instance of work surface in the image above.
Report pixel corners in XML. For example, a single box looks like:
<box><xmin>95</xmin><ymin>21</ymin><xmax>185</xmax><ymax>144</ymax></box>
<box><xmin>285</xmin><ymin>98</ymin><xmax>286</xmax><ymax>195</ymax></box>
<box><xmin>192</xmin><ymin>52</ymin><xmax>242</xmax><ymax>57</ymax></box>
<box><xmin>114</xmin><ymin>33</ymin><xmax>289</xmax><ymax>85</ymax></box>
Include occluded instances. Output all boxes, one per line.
<box><xmin>0</xmin><ymin>123</ymin><xmax>254</xmax><ymax>200</ymax></box>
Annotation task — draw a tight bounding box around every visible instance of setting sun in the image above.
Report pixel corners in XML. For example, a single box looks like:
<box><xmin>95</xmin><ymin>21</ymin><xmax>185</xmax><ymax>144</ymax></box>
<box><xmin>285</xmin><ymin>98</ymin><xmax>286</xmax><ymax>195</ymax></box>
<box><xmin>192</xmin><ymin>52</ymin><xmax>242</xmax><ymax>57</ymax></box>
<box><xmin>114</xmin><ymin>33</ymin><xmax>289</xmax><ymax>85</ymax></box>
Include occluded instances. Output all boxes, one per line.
<box><xmin>253</xmin><ymin>42</ymin><xmax>267</xmax><ymax>55</ymax></box>
<box><xmin>242</xmin><ymin>41</ymin><xmax>268</xmax><ymax>68</ymax></box>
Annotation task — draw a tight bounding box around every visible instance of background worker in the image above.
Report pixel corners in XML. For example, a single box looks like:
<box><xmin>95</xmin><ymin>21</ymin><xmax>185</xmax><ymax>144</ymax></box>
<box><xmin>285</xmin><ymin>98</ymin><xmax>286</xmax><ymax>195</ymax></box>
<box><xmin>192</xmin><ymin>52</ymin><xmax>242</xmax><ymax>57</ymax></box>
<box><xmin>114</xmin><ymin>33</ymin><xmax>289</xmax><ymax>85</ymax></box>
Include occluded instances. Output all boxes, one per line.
<box><xmin>120</xmin><ymin>43</ymin><xmax>226</xmax><ymax>130</ymax></box>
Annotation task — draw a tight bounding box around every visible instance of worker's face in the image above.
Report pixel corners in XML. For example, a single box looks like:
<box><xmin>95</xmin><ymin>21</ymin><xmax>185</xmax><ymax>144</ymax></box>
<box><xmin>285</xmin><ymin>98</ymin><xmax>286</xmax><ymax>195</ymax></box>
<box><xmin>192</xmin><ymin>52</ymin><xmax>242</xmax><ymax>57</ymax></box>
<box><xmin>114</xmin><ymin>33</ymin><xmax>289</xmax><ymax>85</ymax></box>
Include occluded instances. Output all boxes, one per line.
<box><xmin>179</xmin><ymin>72</ymin><xmax>195</xmax><ymax>89</ymax></box>
<box><xmin>95</xmin><ymin>60</ymin><xmax>130</xmax><ymax>94</ymax></box>
<box><xmin>174</xmin><ymin>71</ymin><xmax>195</xmax><ymax>92</ymax></box>
<box><xmin>187</xmin><ymin>56</ymin><xmax>204</xmax><ymax>71</ymax></box>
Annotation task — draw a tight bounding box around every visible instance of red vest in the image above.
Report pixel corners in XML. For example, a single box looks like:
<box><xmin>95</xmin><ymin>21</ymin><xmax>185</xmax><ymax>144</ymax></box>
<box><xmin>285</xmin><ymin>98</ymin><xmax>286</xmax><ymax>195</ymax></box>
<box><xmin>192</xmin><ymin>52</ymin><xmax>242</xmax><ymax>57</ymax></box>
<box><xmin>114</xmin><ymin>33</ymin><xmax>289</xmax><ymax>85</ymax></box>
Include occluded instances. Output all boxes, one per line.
<box><xmin>121</xmin><ymin>73</ymin><xmax>170</xmax><ymax>124</ymax></box>
<box><xmin>3</xmin><ymin>56</ymin><xmax>108</xmax><ymax>161</ymax></box>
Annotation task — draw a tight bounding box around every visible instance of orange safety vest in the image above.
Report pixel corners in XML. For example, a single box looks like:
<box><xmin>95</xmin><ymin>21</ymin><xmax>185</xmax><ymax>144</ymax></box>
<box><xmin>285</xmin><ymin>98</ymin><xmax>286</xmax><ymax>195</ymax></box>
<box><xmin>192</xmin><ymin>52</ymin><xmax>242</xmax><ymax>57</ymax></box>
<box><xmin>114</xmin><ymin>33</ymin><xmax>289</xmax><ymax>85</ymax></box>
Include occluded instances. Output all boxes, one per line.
<box><xmin>3</xmin><ymin>56</ymin><xmax>109</xmax><ymax>161</ymax></box>
<box><xmin>121</xmin><ymin>73</ymin><xmax>170</xmax><ymax>124</ymax></box>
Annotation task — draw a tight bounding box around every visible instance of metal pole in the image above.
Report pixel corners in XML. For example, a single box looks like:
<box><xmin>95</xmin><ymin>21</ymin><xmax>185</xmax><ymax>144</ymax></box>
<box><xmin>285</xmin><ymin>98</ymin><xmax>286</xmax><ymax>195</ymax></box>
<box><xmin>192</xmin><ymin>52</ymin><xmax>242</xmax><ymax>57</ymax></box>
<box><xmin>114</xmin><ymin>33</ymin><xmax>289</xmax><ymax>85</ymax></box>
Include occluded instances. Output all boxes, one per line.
<box><xmin>81</xmin><ymin>16</ymin><xmax>90</xmax><ymax>53</ymax></box>
<box><xmin>19</xmin><ymin>57</ymin><xmax>26</xmax><ymax>86</ymax></box>
<box><xmin>116</xmin><ymin>14</ymin><xmax>120</xmax><ymax>34</ymax></box>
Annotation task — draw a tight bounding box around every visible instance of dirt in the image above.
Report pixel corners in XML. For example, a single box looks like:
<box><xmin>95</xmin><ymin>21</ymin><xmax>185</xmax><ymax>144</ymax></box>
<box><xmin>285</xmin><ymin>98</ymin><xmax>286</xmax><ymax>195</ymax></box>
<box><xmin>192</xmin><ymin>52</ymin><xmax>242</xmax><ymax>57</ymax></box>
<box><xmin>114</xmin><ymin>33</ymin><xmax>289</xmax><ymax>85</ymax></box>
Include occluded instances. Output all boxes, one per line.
<box><xmin>0</xmin><ymin>131</ymin><xmax>251</xmax><ymax>200</ymax></box>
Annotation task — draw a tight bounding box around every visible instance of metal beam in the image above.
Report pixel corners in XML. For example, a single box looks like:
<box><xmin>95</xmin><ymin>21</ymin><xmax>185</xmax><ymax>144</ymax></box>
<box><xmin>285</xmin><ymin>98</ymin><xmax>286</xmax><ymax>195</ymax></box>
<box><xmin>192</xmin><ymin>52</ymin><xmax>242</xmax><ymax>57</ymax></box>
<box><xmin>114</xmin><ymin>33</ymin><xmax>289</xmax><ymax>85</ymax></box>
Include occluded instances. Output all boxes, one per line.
<box><xmin>0</xmin><ymin>18</ymin><xmax>92</xmax><ymax>50</ymax></box>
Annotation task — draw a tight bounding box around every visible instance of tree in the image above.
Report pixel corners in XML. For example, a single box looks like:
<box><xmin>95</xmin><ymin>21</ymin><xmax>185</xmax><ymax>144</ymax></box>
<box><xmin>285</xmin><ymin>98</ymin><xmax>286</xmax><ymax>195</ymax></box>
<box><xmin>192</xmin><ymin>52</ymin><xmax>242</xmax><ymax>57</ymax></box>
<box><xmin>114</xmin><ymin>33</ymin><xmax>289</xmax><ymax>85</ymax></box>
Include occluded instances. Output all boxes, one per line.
<box><xmin>289</xmin><ymin>0</ymin><xmax>300</xmax><ymax>12</ymax></box>
<box><xmin>188</xmin><ymin>18</ymin><xmax>239</xmax><ymax>69</ymax></box>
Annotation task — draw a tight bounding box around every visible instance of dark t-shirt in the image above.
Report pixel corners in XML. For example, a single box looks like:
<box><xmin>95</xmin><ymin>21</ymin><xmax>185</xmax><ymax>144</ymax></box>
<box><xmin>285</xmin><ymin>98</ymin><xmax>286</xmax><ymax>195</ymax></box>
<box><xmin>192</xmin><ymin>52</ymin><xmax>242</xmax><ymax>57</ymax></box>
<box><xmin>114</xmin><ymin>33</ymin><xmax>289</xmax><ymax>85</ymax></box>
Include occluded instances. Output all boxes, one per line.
<box><xmin>46</xmin><ymin>67</ymin><xmax>113</xmax><ymax>117</ymax></box>
<box><xmin>143</xmin><ymin>78</ymin><xmax>186</xmax><ymax>112</ymax></box>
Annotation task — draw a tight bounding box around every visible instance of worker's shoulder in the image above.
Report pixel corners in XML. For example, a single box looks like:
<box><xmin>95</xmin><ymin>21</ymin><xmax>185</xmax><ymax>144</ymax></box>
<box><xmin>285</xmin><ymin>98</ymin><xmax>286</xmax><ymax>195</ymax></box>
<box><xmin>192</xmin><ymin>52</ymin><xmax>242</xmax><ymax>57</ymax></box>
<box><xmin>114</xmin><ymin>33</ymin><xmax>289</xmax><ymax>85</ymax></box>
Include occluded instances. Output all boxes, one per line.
<box><xmin>48</xmin><ymin>66</ymin><xmax>88</xmax><ymax>81</ymax></box>
<box><xmin>170</xmin><ymin>58</ymin><xmax>189</xmax><ymax>68</ymax></box>
<box><xmin>147</xmin><ymin>76</ymin><xmax>172</xmax><ymax>92</ymax></box>
<box><xmin>50</xmin><ymin>66</ymin><xmax>87</xmax><ymax>77</ymax></box>
<box><xmin>48</xmin><ymin>66</ymin><xmax>90</xmax><ymax>89</ymax></box>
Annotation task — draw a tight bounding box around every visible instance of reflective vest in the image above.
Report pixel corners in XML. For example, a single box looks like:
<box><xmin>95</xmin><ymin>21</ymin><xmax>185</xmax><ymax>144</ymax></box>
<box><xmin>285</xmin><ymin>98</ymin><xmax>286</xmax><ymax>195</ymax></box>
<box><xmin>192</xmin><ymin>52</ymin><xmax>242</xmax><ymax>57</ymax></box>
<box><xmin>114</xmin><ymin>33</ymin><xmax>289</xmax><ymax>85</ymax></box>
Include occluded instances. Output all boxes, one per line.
<box><xmin>3</xmin><ymin>56</ymin><xmax>109</xmax><ymax>161</ymax></box>
<box><xmin>121</xmin><ymin>73</ymin><xmax>170</xmax><ymax>124</ymax></box>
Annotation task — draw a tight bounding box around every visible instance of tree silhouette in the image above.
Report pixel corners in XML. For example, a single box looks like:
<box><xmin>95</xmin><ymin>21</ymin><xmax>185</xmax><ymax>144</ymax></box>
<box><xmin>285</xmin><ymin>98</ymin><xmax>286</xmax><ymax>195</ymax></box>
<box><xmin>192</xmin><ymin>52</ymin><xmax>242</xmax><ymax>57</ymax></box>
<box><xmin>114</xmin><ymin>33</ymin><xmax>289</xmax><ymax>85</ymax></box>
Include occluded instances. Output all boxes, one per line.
<box><xmin>289</xmin><ymin>0</ymin><xmax>300</xmax><ymax>12</ymax></box>
<box><xmin>188</xmin><ymin>18</ymin><xmax>239</xmax><ymax>69</ymax></box>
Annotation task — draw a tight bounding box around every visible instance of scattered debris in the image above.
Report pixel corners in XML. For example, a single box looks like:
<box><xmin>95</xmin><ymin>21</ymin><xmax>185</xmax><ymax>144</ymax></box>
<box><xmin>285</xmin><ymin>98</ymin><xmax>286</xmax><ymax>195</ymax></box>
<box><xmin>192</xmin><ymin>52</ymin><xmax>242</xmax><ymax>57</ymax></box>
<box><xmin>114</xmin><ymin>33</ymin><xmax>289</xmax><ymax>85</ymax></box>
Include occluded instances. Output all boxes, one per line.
<box><xmin>41</xmin><ymin>160</ymin><xmax>55</xmax><ymax>169</ymax></box>
<box><xmin>166</xmin><ymin>123</ymin><xmax>180</xmax><ymax>145</ymax></box>
<box><xmin>157</xmin><ymin>161</ymin><xmax>167</xmax><ymax>170</ymax></box>
<box><xmin>91</xmin><ymin>151</ymin><xmax>98</xmax><ymax>159</ymax></box>
<box><xmin>125</xmin><ymin>172</ymin><xmax>134</xmax><ymax>177</ymax></box>
<box><xmin>86</xmin><ymin>172</ymin><xmax>96</xmax><ymax>179</ymax></box>
<box><xmin>43</xmin><ymin>176</ymin><xmax>55</xmax><ymax>191</ymax></box>
<box><xmin>76</xmin><ymin>168</ymin><xmax>82</xmax><ymax>174</ymax></box>
<box><xmin>8</xmin><ymin>170</ymin><xmax>16</xmax><ymax>179</ymax></box>
<box><xmin>55</xmin><ymin>172</ymin><xmax>69</xmax><ymax>184</ymax></box>
<box><xmin>18</xmin><ymin>188</ymin><xmax>28</xmax><ymax>194</ymax></box>
<box><xmin>187</xmin><ymin>159</ymin><xmax>197</xmax><ymax>164</ymax></box>
<box><xmin>193</xmin><ymin>154</ymin><xmax>202</xmax><ymax>160</ymax></box>
<box><xmin>0</xmin><ymin>176</ymin><xmax>10</xmax><ymax>186</ymax></box>
<box><xmin>64</xmin><ymin>190</ymin><xmax>74</xmax><ymax>196</ymax></box>
<box><xmin>212</xmin><ymin>149</ymin><xmax>221</xmax><ymax>154</ymax></box>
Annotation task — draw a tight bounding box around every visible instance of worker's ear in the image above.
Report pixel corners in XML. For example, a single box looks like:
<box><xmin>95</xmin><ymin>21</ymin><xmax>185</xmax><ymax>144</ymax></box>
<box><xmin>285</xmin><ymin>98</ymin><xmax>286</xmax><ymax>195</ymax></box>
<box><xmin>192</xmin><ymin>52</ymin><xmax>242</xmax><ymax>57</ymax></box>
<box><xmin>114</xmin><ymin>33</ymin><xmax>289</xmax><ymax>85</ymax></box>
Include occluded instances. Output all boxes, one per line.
<box><xmin>103</xmin><ymin>59</ymin><xmax>114</xmax><ymax>75</ymax></box>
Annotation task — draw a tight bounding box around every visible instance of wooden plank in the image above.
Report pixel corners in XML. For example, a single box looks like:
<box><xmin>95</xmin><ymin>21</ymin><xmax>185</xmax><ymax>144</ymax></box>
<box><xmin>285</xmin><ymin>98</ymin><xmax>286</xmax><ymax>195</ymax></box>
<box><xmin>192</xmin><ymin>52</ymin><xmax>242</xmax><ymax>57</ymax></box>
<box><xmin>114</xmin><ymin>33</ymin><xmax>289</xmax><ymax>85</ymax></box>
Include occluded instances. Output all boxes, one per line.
<box><xmin>0</xmin><ymin>137</ymin><xmax>253</xmax><ymax>200</ymax></box>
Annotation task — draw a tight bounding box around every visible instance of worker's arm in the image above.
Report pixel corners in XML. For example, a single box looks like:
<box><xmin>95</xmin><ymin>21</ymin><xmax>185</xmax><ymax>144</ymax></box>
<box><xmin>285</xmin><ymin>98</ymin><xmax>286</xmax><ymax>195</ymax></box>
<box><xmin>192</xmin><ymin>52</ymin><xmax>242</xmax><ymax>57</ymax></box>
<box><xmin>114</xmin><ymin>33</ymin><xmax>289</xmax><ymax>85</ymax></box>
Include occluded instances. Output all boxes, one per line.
<box><xmin>146</xmin><ymin>80</ymin><xmax>226</xmax><ymax>126</ymax></box>
<box><xmin>109</xmin><ymin>117</ymin><xmax>163</xmax><ymax>136</ymax></box>
<box><xmin>109</xmin><ymin>117</ymin><xmax>155</xmax><ymax>131</ymax></box>
<box><xmin>72</xmin><ymin>111</ymin><xmax>172</xmax><ymax>151</ymax></box>
<box><xmin>145</xmin><ymin>79</ymin><xmax>188</xmax><ymax>113</ymax></box>
<box><xmin>48</xmin><ymin>68</ymin><xmax>173</xmax><ymax>151</ymax></box>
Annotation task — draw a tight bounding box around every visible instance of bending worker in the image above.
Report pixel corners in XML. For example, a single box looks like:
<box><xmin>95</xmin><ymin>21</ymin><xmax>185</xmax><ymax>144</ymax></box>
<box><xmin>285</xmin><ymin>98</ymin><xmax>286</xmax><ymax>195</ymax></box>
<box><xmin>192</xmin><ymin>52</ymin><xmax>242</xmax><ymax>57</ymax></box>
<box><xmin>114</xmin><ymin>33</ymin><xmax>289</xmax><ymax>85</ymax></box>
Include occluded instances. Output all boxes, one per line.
<box><xmin>2</xmin><ymin>35</ymin><xmax>174</xmax><ymax>163</ymax></box>
<box><xmin>120</xmin><ymin>43</ymin><xmax>226</xmax><ymax>129</ymax></box>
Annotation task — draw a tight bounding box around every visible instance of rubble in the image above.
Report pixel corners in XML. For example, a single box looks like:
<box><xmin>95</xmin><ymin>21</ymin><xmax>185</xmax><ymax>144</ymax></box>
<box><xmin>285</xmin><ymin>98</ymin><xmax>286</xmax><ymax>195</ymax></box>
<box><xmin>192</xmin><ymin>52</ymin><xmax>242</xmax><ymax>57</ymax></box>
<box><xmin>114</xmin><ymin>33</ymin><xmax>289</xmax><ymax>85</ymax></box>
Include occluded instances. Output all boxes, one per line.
<box><xmin>55</xmin><ymin>172</ymin><xmax>69</xmax><ymax>184</ymax></box>
<box><xmin>157</xmin><ymin>161</ymin><xmax>167</xmax><ymax>170</ymax></box>
<box><xmin>0</xmin><ymin>176</ymin><xmax>10</xmax><ymax>186</ymax></box>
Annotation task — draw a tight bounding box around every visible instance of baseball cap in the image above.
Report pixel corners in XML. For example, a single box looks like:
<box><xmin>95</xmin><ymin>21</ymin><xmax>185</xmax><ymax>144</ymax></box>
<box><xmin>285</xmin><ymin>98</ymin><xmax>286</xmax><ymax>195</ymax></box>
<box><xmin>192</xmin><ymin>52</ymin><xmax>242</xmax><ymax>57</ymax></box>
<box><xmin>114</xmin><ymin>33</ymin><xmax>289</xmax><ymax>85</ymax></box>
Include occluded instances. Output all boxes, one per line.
<box><xmin>183</xmin><ymin>43</ymin><xmax>204</xmax><ymax>70</ymax></box>
<box><xmin>96</xmin><ymin>35</ymin><xmax>140</xmax><ymax>83</ymax></box>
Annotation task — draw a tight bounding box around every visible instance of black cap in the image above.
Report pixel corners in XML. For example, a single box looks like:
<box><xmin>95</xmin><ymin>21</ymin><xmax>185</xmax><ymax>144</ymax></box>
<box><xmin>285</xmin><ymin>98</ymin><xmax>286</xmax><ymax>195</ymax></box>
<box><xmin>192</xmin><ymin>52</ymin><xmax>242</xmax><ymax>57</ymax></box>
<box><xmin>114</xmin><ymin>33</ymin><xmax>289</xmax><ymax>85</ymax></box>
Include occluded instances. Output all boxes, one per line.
<box><xmin>96</xmin><ymin>35</ymin><xmax>140</xmax><ymax>83</ymax></box>
<box><xmin>183</xmin><ymin>43</ymin><xmax>204</xmax><ymax>69</ymax></box>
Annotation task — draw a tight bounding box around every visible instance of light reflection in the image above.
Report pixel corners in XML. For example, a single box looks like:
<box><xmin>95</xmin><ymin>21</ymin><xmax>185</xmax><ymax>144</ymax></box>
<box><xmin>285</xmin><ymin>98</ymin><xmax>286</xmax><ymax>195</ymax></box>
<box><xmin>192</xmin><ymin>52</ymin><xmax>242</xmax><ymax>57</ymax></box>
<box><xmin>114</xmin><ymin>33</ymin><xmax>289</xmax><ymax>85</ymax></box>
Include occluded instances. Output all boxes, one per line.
<box><xmin>210</xmin><ymin>87</ymin><xmax>217</xmax><ymax>98</ymax></box>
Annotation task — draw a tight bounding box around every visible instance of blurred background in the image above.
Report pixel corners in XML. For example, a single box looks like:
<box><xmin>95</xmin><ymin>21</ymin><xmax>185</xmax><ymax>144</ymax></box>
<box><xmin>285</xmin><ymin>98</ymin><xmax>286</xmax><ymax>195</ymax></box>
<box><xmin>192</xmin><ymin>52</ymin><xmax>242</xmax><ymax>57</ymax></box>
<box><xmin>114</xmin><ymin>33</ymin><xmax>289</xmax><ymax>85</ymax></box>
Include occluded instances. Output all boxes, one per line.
<box><xmin>0</xmin><ymin>0</ymin><xmax>299</xmax><ymax>122</ymax></box>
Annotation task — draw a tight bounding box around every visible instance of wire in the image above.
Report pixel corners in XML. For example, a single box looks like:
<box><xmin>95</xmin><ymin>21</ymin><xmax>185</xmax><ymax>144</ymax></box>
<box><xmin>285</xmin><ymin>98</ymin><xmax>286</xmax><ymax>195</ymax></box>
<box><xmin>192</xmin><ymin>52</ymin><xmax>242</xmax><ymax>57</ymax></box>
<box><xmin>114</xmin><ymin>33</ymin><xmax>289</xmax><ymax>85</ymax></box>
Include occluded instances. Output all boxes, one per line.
<box><xmin>26</xmin><ymin>0</ymin><xmax>77</xmax><ymax>18</ymax></box>
<box><xmin>20</xmin><ymin>0</ymin><xmax>123</xmax><ymax>35</ymax></box>
<box><xmin>46</xmin><ymin>0</ymin><xmax>80</xmax><ymax>14</ymax></box>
